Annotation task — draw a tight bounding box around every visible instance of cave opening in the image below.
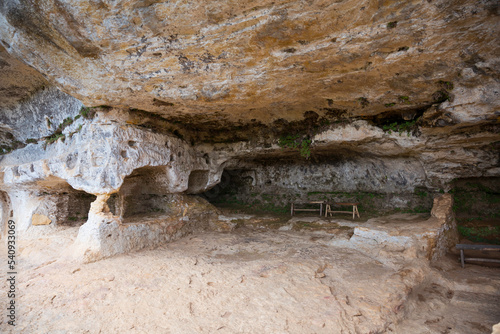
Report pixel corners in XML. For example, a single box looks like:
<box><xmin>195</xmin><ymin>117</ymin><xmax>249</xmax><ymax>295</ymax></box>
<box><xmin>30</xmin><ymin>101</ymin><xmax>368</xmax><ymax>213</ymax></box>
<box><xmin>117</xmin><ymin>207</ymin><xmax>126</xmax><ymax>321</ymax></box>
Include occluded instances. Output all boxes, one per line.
<box><xmin>32</xmin><ymin>177</ymin><xmax>97</xmax><ymax>227</ymax></box>
<box><xmin>451</xmin><ymin>177</ymin><xmax>500</xmax><ymax>245</ymax></box>
<box><xmin>202</xmin><ymin>155</ymin><xmax>436</xmax><ymax>217</ymax></box>
<box><xmin>118</xmin><ymin>165</ymin><xmax>173</xmax><ymax>220</ymax></box>
<box><xmin>58</xmin><ymin>190</ymin><xmax>96</xmax><ymax>226</ymax></box>
<box><xmin>186</xmin><ymin>170</ymin><xmax>210</xmax><ymax>194</ymax></box>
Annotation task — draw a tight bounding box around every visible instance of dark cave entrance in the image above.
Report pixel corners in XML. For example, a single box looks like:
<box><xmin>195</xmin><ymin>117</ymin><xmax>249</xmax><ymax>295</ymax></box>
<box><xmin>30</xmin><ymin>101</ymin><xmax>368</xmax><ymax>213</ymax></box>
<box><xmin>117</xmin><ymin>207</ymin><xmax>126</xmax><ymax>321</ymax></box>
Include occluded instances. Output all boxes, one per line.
<box><xmin>451</xmin><ymin>177</ymin><xmax>500</xmax><ymax>245</ymax></box>
<box><xmin>117</xmin><ymin>166</ymin><xmax>173</xmax><ymax>219</ymax></box>
<box><xmin>34</xmin><ymin>177</ymin><xmax>96</xmax><ymax>226</ymax></box>
<box><xmin>201</xmin><ymin>156</ymin><xmax>437</xmax><ymax>216</ymax></box>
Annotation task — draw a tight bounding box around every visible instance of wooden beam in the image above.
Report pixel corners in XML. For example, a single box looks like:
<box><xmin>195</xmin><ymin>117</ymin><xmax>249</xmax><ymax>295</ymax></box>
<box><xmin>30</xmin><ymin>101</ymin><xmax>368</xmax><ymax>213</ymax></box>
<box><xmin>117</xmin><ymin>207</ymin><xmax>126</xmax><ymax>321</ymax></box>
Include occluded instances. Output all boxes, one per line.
<box><xmin>456</xmin><ymin>244</ymin><xmax>500</xmax><ymax>251</ymax></box>
<box><xmin>464</xmin><ymin>258</ymin><xmax>500</xmax><ymax>264</ymax></box>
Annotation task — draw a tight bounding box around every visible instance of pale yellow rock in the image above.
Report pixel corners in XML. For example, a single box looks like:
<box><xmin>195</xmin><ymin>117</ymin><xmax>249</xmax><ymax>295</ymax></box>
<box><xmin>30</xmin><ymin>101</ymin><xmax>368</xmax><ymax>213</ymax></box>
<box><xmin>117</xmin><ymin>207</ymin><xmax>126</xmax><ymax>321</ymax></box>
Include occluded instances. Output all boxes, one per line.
<box><xmin>32</xmin><ymin>214</ymin><xmax>52</xmax><ymax>226</ymax></box>
<box><xmin>89</xmin><ymin>194</ymin><xmax>111</xmax><ymax>215</ymax></box>
<box><xmin>0</xmin><ymin>0</ymin><xmax>498</xmax><ymax>124</ymax></box>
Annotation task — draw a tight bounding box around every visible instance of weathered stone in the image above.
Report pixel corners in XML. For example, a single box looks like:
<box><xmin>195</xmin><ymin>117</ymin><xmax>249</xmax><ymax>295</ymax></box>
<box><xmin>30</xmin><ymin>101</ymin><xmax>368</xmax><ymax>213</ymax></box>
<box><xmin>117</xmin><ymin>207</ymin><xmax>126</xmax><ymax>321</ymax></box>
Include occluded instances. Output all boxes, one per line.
<box><xmin>71</xmin><ymin>194</ymin><xmax>219</xmax><ymax>262</ymax></box>
<box><xmin>0</xmin><ymin>0</ymin><xmax>498</xmax><ymax>269</ymax></box>
<box><xmin>31</xmin><ymin>213</ymin><xmax>51</xmax><ymax>226</ymax></box>
<box><xmin>337</xmin><ymin>193</ymin><xmax>459</xmax><ymax>264</ymax></box>
<box><xmin>430</xmin><ymin>193</ymin><xmax>459</xmax><ymax>260</ymax></box>
<box><xmin>0</xmin><ymin>115</ymin><xmax>219</xmax><ymax>194</ymax></box>
<box><xmin>0</xmin><ymin>0</ymin><xmax>498</xmax><ymax>128</ymax></box>
<box><xmin>0</xmin><ymin>2</ymin><xmax>497</xmax><ymax>330</ymax></box>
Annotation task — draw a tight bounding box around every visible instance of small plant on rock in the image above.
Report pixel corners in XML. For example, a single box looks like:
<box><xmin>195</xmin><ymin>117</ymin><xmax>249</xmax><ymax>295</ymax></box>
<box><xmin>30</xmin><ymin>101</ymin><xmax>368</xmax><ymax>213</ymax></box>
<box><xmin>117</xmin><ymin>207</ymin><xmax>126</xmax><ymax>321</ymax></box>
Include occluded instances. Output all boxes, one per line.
<box><xmin>398</xmin><ymin>95</ymin><xmax>410</xmax><ymax>104</ymax></box>
<box><xmin>433</xmin><ymin>90</ymin><xmax>451</xmax><ymax>103</ymax></box>
<box><xmin>79</xmin><ymin>106</ymin><xmax>96</xmax><ymax>119</ymax></box>
<box><xmin>438</xmin><ymin>80</ymin><xmax>454</xmax><ymax>91</ymax></box>
<box><xmin>387</xmin><ymin>21</ymin><xmax>398</xmax><ymax>29</ymax></box>
<box><xmin>45</xmin><ymin>133</ymin><xmax>65</xmax><ymax>144</ymax></box>
<box><xmin>357</xmin><ymin>97</ymin><xmax>369</xmax><ymax>107</ymax></box>
<box><xmin>382</xmin><ymin>118</ymin><xmax>419</xmax><ymax>136</ymax></box>
<box><xmin>69</xmin><ymin>125</ymin><xmax>83</xmax><ymax>138</ymax></box>
<box><xmin>278</xmin><ymin>134</ymin><xmax>312</xmax><ymax>159</ymax></box>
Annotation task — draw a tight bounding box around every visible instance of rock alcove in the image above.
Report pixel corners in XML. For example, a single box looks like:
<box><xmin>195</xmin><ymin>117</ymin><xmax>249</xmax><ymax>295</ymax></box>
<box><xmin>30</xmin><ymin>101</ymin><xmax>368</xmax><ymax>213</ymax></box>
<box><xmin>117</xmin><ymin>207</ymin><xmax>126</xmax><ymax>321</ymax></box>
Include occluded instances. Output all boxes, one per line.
<box><xmin>0</xmin><ymin>0</ymin><xmax>498</xmax><ymax>268</ymax></box>
<box><xmin>0</xmin><ymin>1</ymin><xmax>499</xmax><ymax>332</ymax></box>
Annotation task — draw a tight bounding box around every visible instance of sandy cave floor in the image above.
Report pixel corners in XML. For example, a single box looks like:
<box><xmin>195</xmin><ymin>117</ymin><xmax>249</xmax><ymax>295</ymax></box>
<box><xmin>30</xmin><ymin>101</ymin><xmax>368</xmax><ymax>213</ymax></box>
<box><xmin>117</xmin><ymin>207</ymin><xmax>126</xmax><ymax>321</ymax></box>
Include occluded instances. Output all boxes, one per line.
<box><xmin>1</xmin><ymin>215</ymin><xmax>499</xmax><ymax>334</ymax></box>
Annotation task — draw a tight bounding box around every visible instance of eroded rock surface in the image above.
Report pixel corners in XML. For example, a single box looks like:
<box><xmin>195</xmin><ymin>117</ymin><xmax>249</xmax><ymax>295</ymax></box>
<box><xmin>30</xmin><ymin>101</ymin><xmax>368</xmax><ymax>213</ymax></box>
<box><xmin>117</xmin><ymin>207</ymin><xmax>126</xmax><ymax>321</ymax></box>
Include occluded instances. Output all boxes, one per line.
<box><xmin>0</xmin><ymin>4</ymin><xmax>497</xmax><ymax>333</ymax></box>
<box><xmin>72</xmin><ymin>194</ymin><xmax>219</xmax><ymax>263</ymax></box>
<box><xmin>1</xmin><ymin>205</ymin><xmax>497</xmax><ymax>334</ymax></box>
<box><xmin>0</xmin><ymin>112</ymin><xmax>218</xmax><ymax>194</ymax></box>
<box><xmin>0</xmin><ymin>0</ymin><xmax>498</xmax><ymax>126</ymax></box>
<box><xmin>0</xmin><ymin>0</ymin><xmax>498</xmax><ymax>236</ymax></box>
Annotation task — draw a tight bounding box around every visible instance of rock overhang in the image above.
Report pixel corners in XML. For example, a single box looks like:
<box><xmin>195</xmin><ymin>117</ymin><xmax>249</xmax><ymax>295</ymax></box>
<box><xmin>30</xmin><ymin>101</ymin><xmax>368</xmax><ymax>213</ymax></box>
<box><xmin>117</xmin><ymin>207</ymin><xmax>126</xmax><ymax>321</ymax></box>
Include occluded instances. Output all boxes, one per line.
<box><xmin>0</xmin><ymin>118</ymin><xmax>221</xmax><ymax>195</ymax></box>
<box><xmin>0</xmin><ymin>0</ymin><xmax>498</xmax><ymax>201</ymax></box>
<box><xmin>0</xmin><ymin>0</ymin><xmax>498</xmax><ymax>125</ymax></box>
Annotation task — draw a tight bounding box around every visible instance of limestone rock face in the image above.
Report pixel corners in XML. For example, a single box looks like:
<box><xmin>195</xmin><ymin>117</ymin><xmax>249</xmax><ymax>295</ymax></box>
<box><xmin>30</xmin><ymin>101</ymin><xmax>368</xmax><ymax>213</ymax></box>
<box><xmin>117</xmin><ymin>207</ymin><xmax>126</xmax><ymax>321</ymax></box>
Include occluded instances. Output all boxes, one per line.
<box><xmin>31</xmin><ymin>213</ymin><xmax>51</xmax><ymax>226</ymax></box>
<box><xmin>430</xmin><ymin>193</ymin><xmax>459</xmax><ymax>259</ymax></box>
<box><xmin>0</xmin><ymin>44</ymin><xmax>82</xmax><ymax>149</ymax></box>
<box><xmin>1</xmin><ymin>0</ymin><xmax>497</xmax><ymax>195</ymax></box>
<box><xmin>71</xmin><ymin>194</ymin><xmax>219</xmax><ymax>262</ymax></box>
<box><xmin>344</xmin><ymin>194</ymin><xmax>459</xmax><ymax>264</ymax></box>
<box><xmin>0</xmin><ymin>45</ymin><xmax>47</xmax><ymax>110</ymax></box>
<box><xmin>0</xmin><ymin>0</ymin><xmax>498</xmax><ymax>125</ymax></box>
<box><xmin>0</xmin><ymin>112</ymin><xmax>219</xmax><ymax>194</ymax></box>
<box><xmin>0</xmin><ymin>0</ymin><xmax>498</xmax><ymax>245</ymax></box>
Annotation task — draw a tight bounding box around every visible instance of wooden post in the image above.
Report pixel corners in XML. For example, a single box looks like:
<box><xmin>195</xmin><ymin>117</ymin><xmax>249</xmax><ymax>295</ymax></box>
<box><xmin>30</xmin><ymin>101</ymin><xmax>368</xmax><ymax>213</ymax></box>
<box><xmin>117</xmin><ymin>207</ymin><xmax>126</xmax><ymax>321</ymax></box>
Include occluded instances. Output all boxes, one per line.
<box><xmin>291</xmin><ymin>203</ymin><xmax>294</xmax><ymax>216</ymax></box>
<box><xmin>460</xmin><ymin>249</ymin><xmax>465</xmax><ymax>268</ymax></box>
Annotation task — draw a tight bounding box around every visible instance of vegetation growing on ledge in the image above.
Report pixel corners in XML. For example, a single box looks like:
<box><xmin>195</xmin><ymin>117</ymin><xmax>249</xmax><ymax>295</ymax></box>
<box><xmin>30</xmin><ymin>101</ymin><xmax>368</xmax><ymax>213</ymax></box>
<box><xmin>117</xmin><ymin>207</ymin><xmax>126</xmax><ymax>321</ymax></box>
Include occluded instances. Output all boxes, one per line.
<box><xmin>438</xmin><ymin>80</ymin><xmax>454</xmax><ymax>91</ymax></box>
<box><xmin>433</xmin><ymin>90</ymin><xmax>451</xmax><ymax>103</ymax></box>
<box><xmin>278</xmin><ymin>134</ymin><xmax>312</xmax><ymax>159</ymax></box>
<box><xmin>80</xmin><ymin>106</ymin><xmax>97</xmax><ymax>119</ymax></box>
<box><xmin>387</xmin><ymin>21</ymin><xmax>398</xmax><ymax>29</ymax></box>
<box><xmin>44</xmin><ymin>113</ymin><xmax>86</xmax><ymax>146</ymax></box>
<box><xmin>357</xmin><ymin>97</ymin><xmax>369</xmax><ymax>107</ymax></box>
<box><xmin>45</xmin><ymin>133</ymin><xmax>65</xmax><ymax>144</ymax></box>
<box><xmin>69</xmin><ymin>125</ymin><xmax>83</xmax><ymax>138</ymax></box>
<box><xmin>398</xmin><ymin>96</ymin><xmax>410</xmax><ymax>104</ymax></box>
<box><xmin>0</xmin><ymin>145</ymin><xmax>13</xmax><ymax>155</ymax></box>
<box><xmin>382</xmin><ymin>118</ymin><xmax>419</xmax><ymax>136</ymax></box>
<box><xmin>458</xmin><ymin>225</ymin><xmax>500</xmax><ymax>245</ymax></box>
<box><xmin>433</xmin><ymin>80</ymin><xmax>454</xmax><ymax>103</ymax></box>
<box><xmin>0</xmin><ymin>140</ymin><xmax>26</xmax><ymax>155</ymax></box>
<box><xmin>275</xmin><ymin>110</ymin><xmax>339</xmax><ymax>159</ymax></box>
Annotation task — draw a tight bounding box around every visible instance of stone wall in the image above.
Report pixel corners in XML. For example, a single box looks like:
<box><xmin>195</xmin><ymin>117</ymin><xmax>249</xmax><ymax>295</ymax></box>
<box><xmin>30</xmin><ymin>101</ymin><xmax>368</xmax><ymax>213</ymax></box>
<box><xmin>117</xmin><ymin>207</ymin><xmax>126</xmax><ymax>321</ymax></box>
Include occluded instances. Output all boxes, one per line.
<box><xmin>451</xmin><ymin>177</ymin><xmax>500</xmax><ymax>218</ymax></box>
<box><xmin>71</xmin><ymin>194</ymin><xmax>219</xmax><ymax>263</ymax></box>
<box><xmin>204</xmin><ymin>158</ymin><xmax>436</xmax><ymax>214</ymax></box>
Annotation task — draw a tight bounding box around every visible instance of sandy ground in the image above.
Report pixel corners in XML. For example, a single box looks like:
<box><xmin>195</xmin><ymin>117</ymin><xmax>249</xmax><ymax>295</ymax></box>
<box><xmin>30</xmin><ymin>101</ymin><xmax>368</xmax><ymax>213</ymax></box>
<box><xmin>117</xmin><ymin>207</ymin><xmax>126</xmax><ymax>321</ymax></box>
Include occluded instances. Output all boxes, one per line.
<box><xmin>1</xmin><ymin>216</ymin><xmax>499</xmax><ymax>334</ymax></box>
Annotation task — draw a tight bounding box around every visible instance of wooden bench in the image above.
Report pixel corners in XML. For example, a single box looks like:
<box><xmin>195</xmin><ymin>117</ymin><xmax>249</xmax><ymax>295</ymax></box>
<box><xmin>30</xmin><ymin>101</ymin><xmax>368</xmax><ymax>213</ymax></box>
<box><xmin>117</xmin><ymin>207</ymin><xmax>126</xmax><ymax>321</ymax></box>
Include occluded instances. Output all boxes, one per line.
<box><xmin>325</xmin><ymin>202</ymin><xmax>360</xmax><ymax>219</ymax></box>
<box><xmin>456</xmin><ymin>244</ymin><xmax>500</xmax><ymax>268</ymax></box>
<box><xmin>291</xmin><ymin>201</ymin><xmax>324</xmax><ymax>216</ymax></box>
